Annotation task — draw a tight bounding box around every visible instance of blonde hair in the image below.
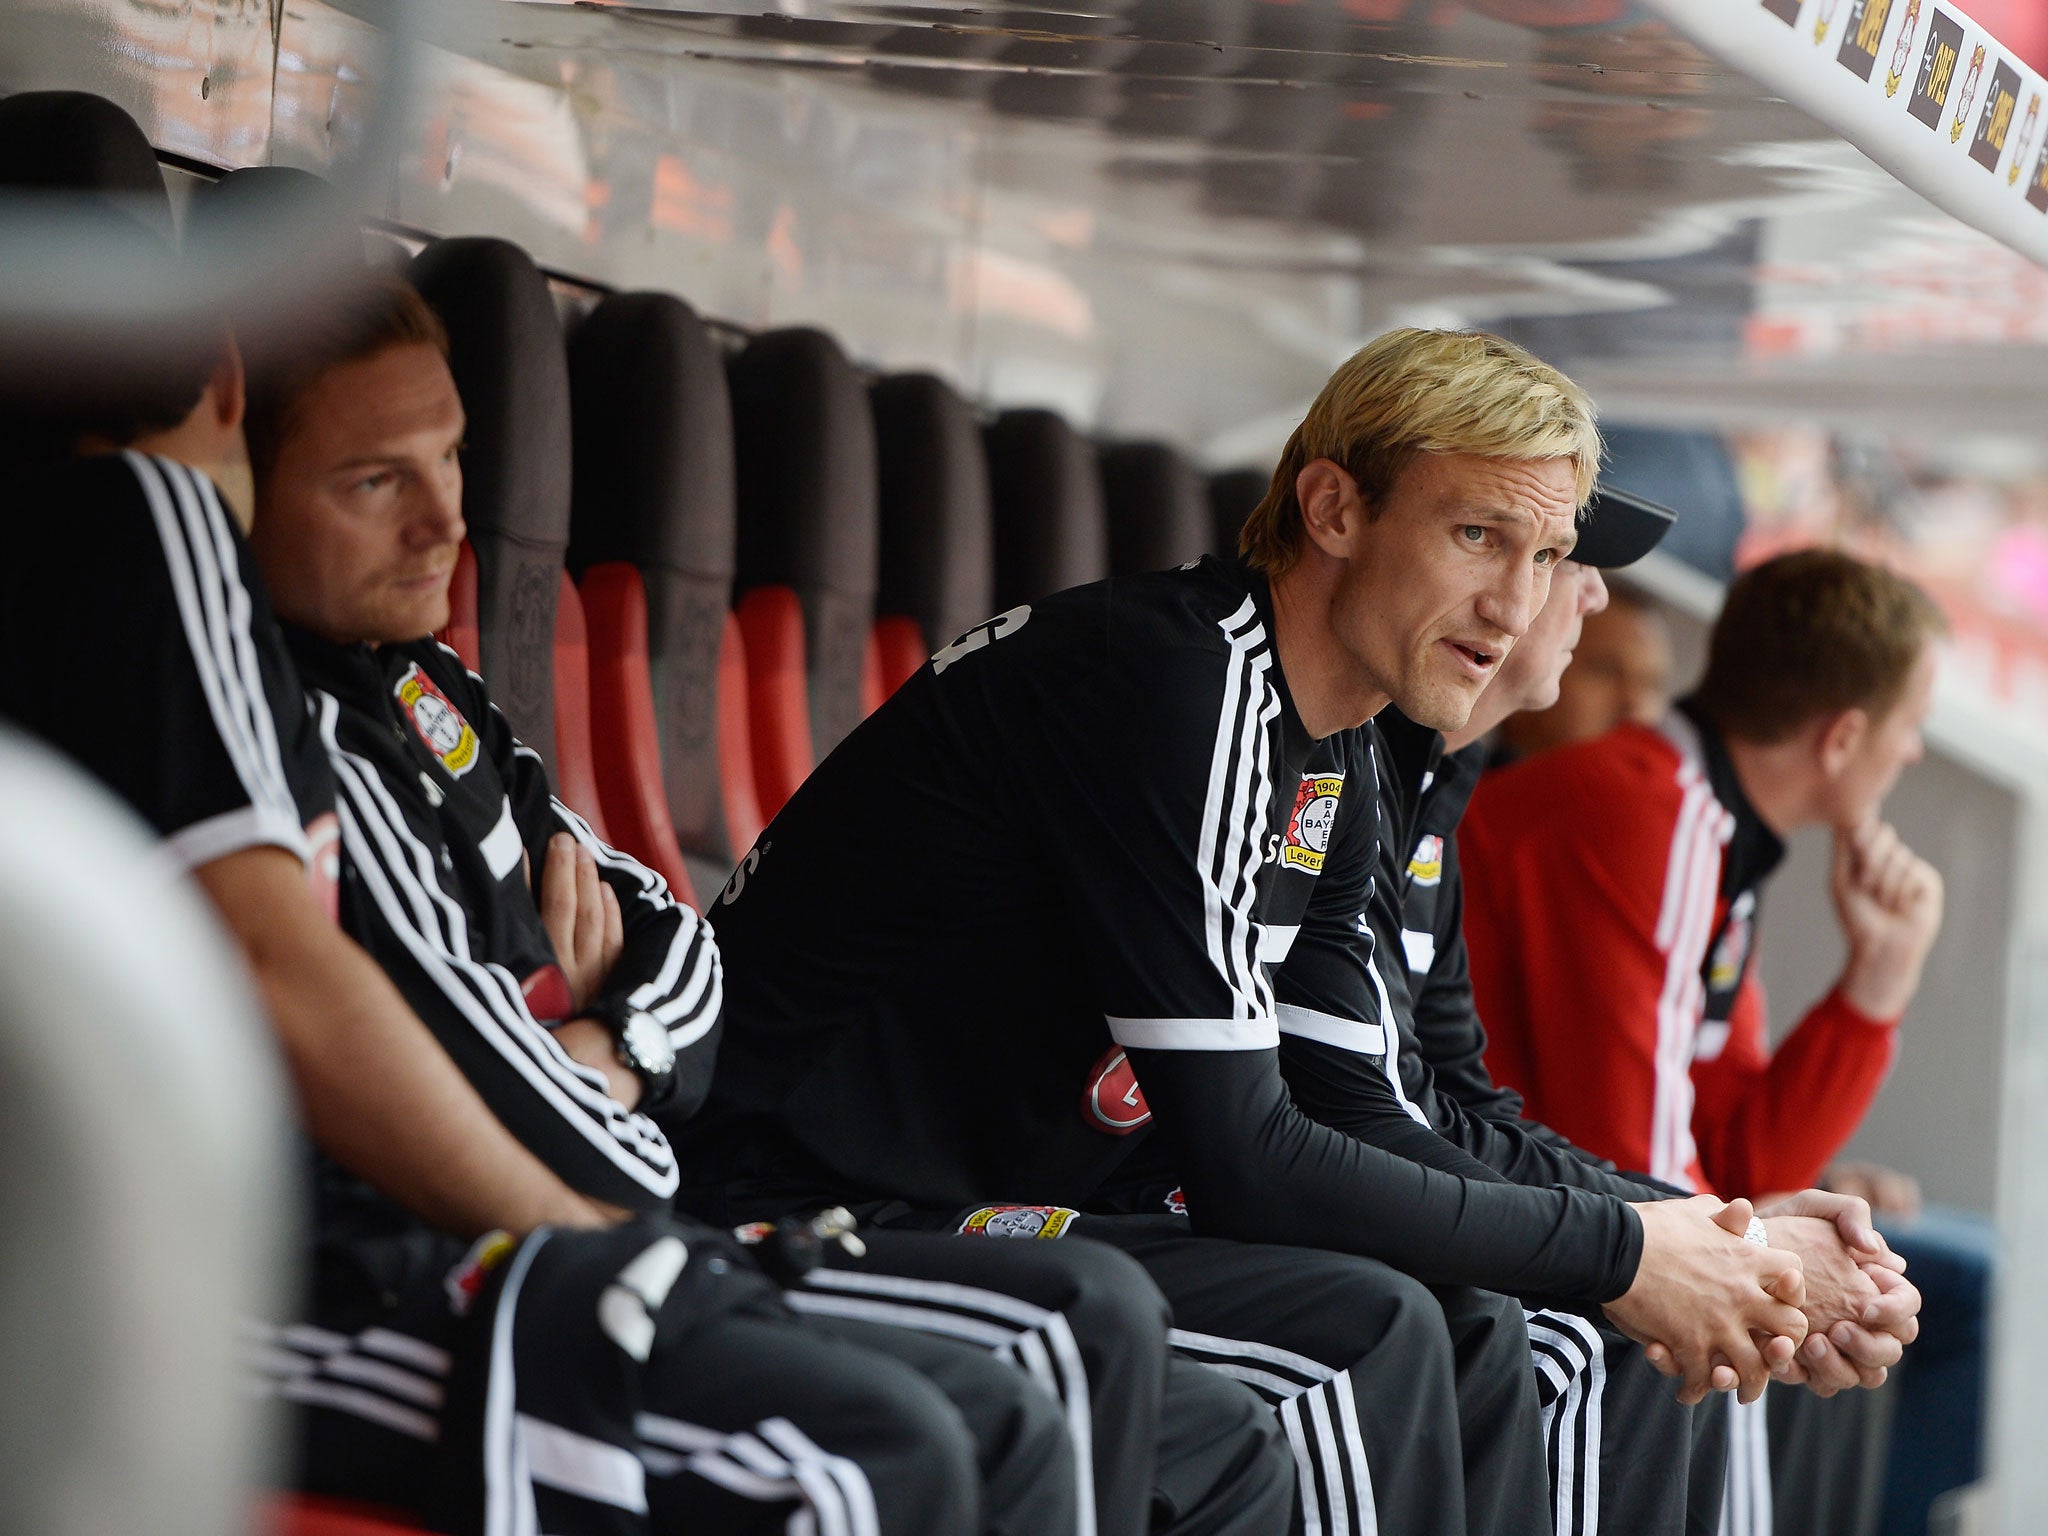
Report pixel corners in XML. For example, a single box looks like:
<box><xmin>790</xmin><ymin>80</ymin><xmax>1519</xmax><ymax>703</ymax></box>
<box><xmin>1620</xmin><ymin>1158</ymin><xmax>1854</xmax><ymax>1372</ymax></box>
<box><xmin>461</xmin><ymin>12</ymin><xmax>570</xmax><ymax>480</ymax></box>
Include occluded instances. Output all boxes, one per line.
<box><xmin>1239</xmin><ymin>328</ymin><xmax>1602</xmax><ymax>575</ymax></box>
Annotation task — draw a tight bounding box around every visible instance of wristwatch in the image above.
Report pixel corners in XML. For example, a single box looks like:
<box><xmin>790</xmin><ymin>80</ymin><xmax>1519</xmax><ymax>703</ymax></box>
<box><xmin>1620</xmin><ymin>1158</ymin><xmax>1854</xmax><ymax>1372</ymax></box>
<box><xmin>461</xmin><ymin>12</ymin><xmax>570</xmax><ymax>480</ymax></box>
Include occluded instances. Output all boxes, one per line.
<box><xmin>587</xmin><ymin>997</ymin><xmax>678</xmax><ymax>1108</ymax></box>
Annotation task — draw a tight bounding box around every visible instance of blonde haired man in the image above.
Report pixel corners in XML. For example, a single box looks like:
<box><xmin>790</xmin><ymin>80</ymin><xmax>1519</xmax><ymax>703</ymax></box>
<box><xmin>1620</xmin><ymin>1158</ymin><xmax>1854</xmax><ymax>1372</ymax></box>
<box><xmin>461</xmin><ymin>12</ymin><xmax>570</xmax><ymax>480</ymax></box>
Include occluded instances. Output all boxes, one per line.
<box><xmin>671</xmin><ymin>328</ymin><xmax>1832</xmax><ymax>1536</ymax></box>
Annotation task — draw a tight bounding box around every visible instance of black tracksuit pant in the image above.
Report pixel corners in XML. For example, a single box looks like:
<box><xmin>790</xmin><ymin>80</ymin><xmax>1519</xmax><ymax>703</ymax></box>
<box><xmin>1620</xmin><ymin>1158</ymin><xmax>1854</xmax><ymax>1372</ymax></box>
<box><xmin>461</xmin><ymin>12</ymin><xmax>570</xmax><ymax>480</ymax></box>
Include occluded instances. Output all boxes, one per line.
<box><xmin>795</xmin><ymin>1228</ymin><xmax>1295</xmax><ymax>1536</ymax></box>
<box><xmin>264</xmin><ymin>1217</ymin><xmax>1080</xmax><ymax>1536</ymax></box>
<box><xmin>1068</xmin><ymin>1214</ymin><xmax>1550</xmax><ymax>1536</ymax></box>
<box><xmin>1524</xmin><ymin>1310</ymin><xmax>1729</xmax><ymax>1536</ymax></box>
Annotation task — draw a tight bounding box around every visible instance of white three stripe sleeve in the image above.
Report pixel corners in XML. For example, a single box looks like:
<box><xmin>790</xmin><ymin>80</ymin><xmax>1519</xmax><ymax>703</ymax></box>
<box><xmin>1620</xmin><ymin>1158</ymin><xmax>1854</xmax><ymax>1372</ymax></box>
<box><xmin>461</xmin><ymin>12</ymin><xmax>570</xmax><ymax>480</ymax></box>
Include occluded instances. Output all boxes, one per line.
<box><xmin>315</xmin><ymin>693</ymin><xmax>682</xmax><ymax>1206</ymax></box>
<box><xmin>124</xmin><ymin>452</ymin><xmax>311</xmax><ymax>870</ymax></box>
<box><xmin>453</xmin><ymin>645</ymin><xmax>724</xmax><ymax>1083</ymax></box>
<box><xmin>1105</xmin><ymin>597</ymin><xmax>1284</xmax><ymax>1053</ymax></box>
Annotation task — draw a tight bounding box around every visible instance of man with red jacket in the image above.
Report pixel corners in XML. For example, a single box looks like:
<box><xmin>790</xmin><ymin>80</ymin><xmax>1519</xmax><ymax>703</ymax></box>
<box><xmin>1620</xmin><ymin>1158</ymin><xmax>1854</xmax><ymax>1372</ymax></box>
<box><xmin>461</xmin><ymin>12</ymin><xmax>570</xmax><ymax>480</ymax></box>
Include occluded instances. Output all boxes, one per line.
<box><xmin>1460</xmin><ymin>548</ymin><xmax>1946</xmax><ymax>1202</ymax></box>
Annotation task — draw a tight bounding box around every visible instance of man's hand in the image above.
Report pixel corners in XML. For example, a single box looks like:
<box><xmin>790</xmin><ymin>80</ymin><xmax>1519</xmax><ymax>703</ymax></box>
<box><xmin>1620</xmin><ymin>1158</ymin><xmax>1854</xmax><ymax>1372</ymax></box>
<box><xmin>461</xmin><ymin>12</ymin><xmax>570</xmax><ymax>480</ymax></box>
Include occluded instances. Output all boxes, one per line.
<box><xmin>553</xmin><ymin>1017</ymin><xmax>642</xmax><ymax>1112</ymax></box>
<box><xmin>1823</xmin><ymin>1160</ymin><xmax>1923</xmax><ymax>1220</ymax></box>
<box><xmin>1605</xmin><ymin>1196</ymin><xmax>1807</xmax><ymax>1406</ymax></box>
<box><xmin>1832</xmin><ymin>821</ymin><xmax>1943</xmax><ymax>1020</ymax></box>
<box><xmin>538</xmin><ymin>832</ymin><xmax>623</xmax><ymax>1013</ymax></box>
<box><xmin>1748</xmin><ymin>1189</ymin><xmax>1921</xmax><ymax>1394</ymax></box>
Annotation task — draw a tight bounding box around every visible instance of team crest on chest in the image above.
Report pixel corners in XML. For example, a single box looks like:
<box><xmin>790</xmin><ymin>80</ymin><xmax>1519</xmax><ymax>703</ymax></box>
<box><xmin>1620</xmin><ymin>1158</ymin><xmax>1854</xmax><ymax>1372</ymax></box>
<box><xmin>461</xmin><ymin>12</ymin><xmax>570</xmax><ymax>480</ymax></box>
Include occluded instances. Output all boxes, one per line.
<box><xmin>1707</xmin><ymin>891</ymin><xmax>1757</xmax><ymax>992</ymax></box>
<box><xmin>395</xmin><ymin>662</ymin><xmax>480</xmax><ymax>778</ymax></box>
<box><xmin>1407</xmin><ymin>834</ymin><xmax>1444</xmax><ymax>887</ymax></box>
<box><xmin>1283</xmin><ymin>772</ymin><xmax>1345</xmax><ymax>873</ymax></box>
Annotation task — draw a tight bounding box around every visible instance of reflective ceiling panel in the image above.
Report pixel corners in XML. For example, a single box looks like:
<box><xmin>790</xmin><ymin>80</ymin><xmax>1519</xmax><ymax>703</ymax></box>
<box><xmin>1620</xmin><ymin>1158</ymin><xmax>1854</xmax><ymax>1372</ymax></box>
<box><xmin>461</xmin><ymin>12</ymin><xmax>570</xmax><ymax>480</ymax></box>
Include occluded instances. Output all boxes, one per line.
<box><xmin>7</xmin><ymin>0</ymin><xmax>2048</xmax><ymax>461</ymax></box>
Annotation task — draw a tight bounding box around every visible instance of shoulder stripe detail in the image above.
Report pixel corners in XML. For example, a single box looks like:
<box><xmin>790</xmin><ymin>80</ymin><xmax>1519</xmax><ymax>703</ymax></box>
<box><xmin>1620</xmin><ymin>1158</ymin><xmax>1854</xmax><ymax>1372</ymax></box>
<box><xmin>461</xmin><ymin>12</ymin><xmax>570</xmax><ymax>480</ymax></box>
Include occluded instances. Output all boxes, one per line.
<box><xmin>1196</xmin><ymin>598</ymin><xmax>1280</xmax><ymax>1024</ymax></box>
<box><xmin>316</xmin><ymin>696</ymin><xmax>678</xmax><ymax>1196</ymax></box>
<box><xmin>1648</xmin><ymin>754</ymin><xmax>1735</xmax><ymax>1186</ymax></box>
<box><xmin>124</xmin><ymin>452</ymin><xmax>304</xmax><ymax>850</ymax></box>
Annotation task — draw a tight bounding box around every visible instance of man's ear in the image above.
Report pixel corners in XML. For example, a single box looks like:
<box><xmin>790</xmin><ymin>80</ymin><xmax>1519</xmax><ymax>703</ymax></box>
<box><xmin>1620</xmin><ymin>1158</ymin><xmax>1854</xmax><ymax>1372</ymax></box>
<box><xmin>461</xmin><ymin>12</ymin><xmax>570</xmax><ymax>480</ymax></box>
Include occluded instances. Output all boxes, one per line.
<box><xmin>1296</xmin><ymin>458</ymin><xmax>1366</xmax><ymax>559</ymax></box>
<box><xmin>209</xmin><ymin>333</ymin><xmax>247</xmax><ymax>431</ymax></box>
<box><xmin>1815</xmin><ymin>707</ymin><xmax>1869</xmax><ymax>781</ymax></box>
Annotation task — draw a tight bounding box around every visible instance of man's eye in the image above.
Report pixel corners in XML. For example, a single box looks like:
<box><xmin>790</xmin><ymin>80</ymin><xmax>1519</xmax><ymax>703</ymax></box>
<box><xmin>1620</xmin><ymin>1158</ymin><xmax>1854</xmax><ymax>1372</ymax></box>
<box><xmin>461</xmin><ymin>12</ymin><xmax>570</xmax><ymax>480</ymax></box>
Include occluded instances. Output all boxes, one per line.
<box><xmin>1535</xmin><ymin>549</ymin><xmax>1557</xmax><ymax>566</ymax></box>
<box><xmin>1460</xmin><ymin>526</ymin><xmax>1487</xmax><ymax>544</ymax></box>
<box><xmin>356</xmin><ymin>471</ymin><xmax>396</xmax><ymax>494</ymax></box>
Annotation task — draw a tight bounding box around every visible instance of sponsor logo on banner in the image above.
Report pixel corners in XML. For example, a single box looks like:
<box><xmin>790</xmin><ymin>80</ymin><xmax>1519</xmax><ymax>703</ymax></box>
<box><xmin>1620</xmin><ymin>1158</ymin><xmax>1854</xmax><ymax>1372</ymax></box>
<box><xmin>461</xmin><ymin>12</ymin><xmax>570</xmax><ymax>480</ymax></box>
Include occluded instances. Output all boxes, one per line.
<box><xmin>1283</xmin><ymin>772</ymin><xmax>1345</xmax><ymax>872</ymax></box>
<box><xmin>2009</xmin><ymin>93</ymin><xmax>2041</xmax><ymax>183</ymax></box>
<box><xmin>1886</xmin><ymin>0</ymin><xmax>1923</xmax><ymax>95</ymax></box>
<box><xmin>1762</xmin><ymin>0</ymin><xmax>1802</xmax><ymax>25</ymax></box>
<box><xmin>394</xmin><ymin>662</ymin><xmax>480</xmax><ymax>777</ymax></box>
<box><xmin>1407</xmin><ymin>833</ymin><xmax>1445</xmax><ymax>887</ymax></box>
<box><xmin>1907</xmin><ymin>9</ymin><xmax>1965</xmax><ymax>127</ymax></box>
<box><xmin>2029</xmin><ymin>128</ymin><xmax>2048</xmax><ymax>209</ymax></box>
<box><xmin>1082</xmin><ymin>1046</ymin><xmax>1152</xmax><ymax>1133</ymax></box>
<box><xmin>1813</xmin><ymin>0</ymin><xmax>1847</xmax><ymax>44</ymax></box>
<box><xmin>1836</xmin><ymin>0</ymin><xmax>1893</xmax><ymax>81</ymax></box>
<box><xmin>959</xmin><ymin>1206</ymin><xmax>1078</xmax><ymax>1239</ymax></box>
<box><xmin>1971</xmin><ymin>59</ymin><xmax>2021</xmax><ymax>167</ymax></box>
<box><xmin>1949</xmin><ymin>44</ymin><xmax>1987</xmax><ymax>143</ymax></box>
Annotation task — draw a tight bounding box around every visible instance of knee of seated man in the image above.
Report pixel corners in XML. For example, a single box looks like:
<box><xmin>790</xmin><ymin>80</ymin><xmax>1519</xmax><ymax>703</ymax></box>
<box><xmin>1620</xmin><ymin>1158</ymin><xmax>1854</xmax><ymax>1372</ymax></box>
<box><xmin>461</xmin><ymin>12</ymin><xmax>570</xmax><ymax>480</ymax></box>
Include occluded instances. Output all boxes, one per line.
<box><xmin>854</xmin><ymin>1350</ymin><xmax>986</xmax><ymax>1513</ymax></box>
<box><xmin>1039</xmin><ymin>1236</ymin><xmax>1174</xmax><ymax>1348</ymax></box>
<box><xmin>1309</xmin><ymin>1257</ymin><xmax>1457</xmax><ymax>1367</ymax></box>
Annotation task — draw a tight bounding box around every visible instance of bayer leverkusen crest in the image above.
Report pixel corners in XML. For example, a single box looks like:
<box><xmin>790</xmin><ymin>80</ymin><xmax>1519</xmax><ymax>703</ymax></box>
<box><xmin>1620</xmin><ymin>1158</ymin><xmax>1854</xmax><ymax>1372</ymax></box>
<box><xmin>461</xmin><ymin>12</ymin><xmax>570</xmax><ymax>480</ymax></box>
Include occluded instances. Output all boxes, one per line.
<box><xmin>395</xmin><ymin>662</ymin><xmax>480</xmax><ymax>778</ymax></box>
<box><xmin>1283</xmin><ymin>772</ymin><xmax>1345</xmax><ymax>873</ymax></box>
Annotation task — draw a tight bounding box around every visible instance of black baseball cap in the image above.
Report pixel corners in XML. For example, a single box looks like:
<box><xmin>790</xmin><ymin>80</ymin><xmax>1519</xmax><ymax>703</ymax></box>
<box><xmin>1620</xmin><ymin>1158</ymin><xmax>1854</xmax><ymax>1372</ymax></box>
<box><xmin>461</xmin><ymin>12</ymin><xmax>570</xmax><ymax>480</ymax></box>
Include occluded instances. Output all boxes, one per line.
<box><xmin>1569</xmin><ymin>485</ymin><xmax>1678</xmax><ymax>569</ymax></box>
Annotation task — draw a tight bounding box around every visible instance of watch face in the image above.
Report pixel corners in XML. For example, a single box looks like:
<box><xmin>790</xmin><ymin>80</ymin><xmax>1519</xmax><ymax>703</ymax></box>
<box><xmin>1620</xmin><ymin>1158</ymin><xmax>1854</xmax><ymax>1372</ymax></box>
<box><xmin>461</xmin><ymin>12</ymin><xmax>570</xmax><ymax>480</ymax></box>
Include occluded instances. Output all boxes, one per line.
<box><xmin>621</xmin><ymin>1012</ymin><xmax>676</xmax><ymax>1075</ymax></box>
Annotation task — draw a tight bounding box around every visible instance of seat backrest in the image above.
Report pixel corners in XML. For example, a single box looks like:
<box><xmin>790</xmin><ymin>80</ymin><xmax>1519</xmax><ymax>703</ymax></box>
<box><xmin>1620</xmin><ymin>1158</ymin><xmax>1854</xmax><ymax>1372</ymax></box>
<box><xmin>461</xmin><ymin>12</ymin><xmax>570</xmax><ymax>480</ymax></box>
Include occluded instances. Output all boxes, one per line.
<box><xmin>727</xmin><ymin>327</ymin><xmax>880</xmax><ymax>773</ymax></box>
<box><xmin>567</xmin><ymin>291</ymin><xmax>742</xmax><ymax>869</ymax></box>
<box><xmin>550</xmin><ymin>571</ymin><xmax>611</xmax><ymax>844</ymax></box>
<box><xmin>871</xmin><ymin>371</ymin><xmax>994</xmax><ymax>690</ymax></box>
<box><xmin>1207</xmin><ymin>467</ymin><xmax>1268</xmax><ymax>558</ymax></box>
<box><xmin>984</xmin><ymin>409</ymin><xmax>1110</xmax><ymax>607</ymax></box>
<box><xmin>0</xmin><ymin>90</ymin><xmax>167</xmax><ymax>226</ymax></box>
<box><xmin>1099</xmin><ymin>440</ymin><xmax>1211</xmax><ymax>576</ymax></box>
<box><xmin>410</xmin><ymin>237</ymin><xmax>570</xmax><ymax>770</ymax></box>
<box><xmin>580</xmin><ymin>564</ymin><xmax>703</xmax><ymax>910</ymax></box>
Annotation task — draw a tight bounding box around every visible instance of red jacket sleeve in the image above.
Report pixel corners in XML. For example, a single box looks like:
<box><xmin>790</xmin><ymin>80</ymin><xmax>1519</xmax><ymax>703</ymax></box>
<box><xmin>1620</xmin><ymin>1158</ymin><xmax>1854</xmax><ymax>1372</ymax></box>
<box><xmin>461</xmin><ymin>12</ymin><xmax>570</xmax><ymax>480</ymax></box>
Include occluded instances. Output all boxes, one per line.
<box><xmin>1462</xmin><ymin>729</ymin><xmax>1701</xmax><ymax>1186</ymax></box>
<box><xmin>1690</xmin><ymin>970</ymin><xmax>1898</xmax><ymax>1199</ymax></box>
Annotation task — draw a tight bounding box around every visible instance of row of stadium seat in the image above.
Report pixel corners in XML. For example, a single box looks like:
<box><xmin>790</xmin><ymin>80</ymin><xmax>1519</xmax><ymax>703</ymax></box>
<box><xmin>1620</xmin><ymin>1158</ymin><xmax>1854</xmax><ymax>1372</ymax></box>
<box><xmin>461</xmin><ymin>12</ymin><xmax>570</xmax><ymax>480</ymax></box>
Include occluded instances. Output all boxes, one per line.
<box><xmin>349</xmin><ymin>216</ymin><xmax>1270</xmax><ymax>910</ymax></box>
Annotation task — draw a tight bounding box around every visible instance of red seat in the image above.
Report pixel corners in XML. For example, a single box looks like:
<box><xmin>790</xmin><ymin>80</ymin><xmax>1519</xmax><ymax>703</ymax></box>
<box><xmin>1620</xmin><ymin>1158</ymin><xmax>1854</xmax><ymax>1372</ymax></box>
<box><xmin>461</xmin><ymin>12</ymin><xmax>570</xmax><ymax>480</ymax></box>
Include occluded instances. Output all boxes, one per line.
<box><xmin>735</xmin><ymin>586</ymin><xmax>814</xmax><ymax>822</ymax></box>
<box><xmin>267</xmin><ymin>1493</ymin><xmax>429</xmax><ymax>1535</ymax></box>
<box><xmin>718</xmin><ymin>610</ymin><xmax>765</xmax><ymax>859</ymax></box>
<box><xmin>870</xmin><ymin>614</ymin><xmax>927</xmax><ymax>705</ymax></box>
<box><xmin>581</xmin><ymin>562</ymin><xmax>700</xmax><ymax>911</ymax></box>
<box><xmin>439</xmin><ymin>540</ymin><xmax>481</xmax><ymax>673</ymax></box>
<box><xmin>550</xmin><ymin>569</ymin><xmax>613</xmax><ymax>844</ymax></box>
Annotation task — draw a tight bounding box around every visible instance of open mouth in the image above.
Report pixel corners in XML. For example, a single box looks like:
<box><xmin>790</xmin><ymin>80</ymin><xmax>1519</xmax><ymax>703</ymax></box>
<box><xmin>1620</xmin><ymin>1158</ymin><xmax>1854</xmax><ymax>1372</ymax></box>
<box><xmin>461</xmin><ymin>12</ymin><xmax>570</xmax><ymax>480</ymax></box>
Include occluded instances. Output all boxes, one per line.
<box><xmin>1443</xmin><ymin>640</ymin><xmax>1500</xmax><ymax>677</ymax></box>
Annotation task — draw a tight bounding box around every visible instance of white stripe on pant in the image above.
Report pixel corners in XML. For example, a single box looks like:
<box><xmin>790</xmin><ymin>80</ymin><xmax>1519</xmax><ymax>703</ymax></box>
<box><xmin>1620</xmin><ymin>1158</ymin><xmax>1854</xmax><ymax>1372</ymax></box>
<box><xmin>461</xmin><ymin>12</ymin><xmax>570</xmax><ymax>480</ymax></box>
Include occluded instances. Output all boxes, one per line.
<box><xmin>1166</xmin><ymin>1326</ymin><xmax>1379</xmax><ymax>1536</ymax></box>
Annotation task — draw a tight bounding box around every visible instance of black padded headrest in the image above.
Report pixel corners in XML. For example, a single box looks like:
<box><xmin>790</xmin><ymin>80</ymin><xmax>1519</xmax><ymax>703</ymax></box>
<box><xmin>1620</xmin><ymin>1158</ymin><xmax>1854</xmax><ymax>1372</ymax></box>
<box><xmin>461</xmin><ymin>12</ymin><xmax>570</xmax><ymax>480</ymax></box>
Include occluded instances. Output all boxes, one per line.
<box><xmin>728</xmin><ymin>327</ymin><xmax>878</xmax><ymax>758</ymax></box>
<box><xmin>1208</xmin><ymin>467</ymin><xmax>1268</xmax><ymax>558</ymax></box>
<box><xmin>183</xmin><ymin>167</ymin><xmax>366</xmax><ymax>360</ymax></box>
<box><xmin>0</xmin><ymin>93</ymin><xmax>211</xmax><ymax>466</ymax></box>
<box><xmin>871</xmin><ymin>373</ymin><xmax>994</xmax><ymax>648</ymax></box>
<box><xmin>567</xmin><ymin>292</ymin><xmax>735</xmax><ymax>582</ymax></box>
<box><xmin>1100</xmin><ymin>441</ymin><xmax>1210</xmax><ymax>577</ymax></box>
<box><xmin>0</xmin><ymin>92</ymin><xmax>169</xmax><ymax>235</ymax></box>
<box><xmin>567</xmin><ymin>291</ymin><xmax>739</xmax><ymax>864</ymax></box>
<box><xmin>983</xmin><ymin>409</ymin><xmax>1109</xmax><ymax>608</ymax></box>
<box><xmin>409</xmin><ymin>237</ymin><xmax>570</xmax><ymax>765</ymax></box>
<box><xmin>186</xmin><ymin>166</ymin><xmax>363</xmax><ymax>272</ymax></box>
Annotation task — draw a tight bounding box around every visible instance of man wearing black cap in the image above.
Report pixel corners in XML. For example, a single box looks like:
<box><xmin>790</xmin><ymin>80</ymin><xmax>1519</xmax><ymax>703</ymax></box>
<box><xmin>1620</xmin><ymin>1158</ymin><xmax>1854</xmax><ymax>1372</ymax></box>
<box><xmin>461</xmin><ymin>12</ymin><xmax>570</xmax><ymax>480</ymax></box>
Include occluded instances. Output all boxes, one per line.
<box><xmin>1319</xmin><ymin>490</ymin><xmax>1924</xmax><ymax>1534</ymax></box>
